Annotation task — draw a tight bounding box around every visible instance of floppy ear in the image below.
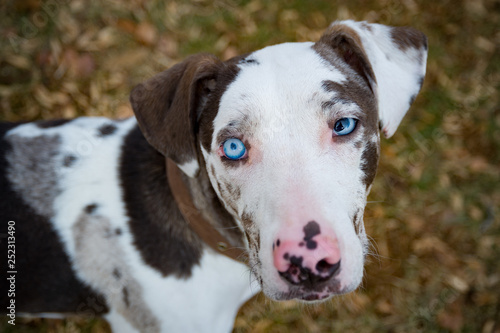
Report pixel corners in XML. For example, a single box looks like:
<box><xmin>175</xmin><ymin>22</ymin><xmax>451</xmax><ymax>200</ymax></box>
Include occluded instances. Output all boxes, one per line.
<box><xmin>318</xmin><ymin>20</ymin><xmax>428</xmax><ymax>138</ymax></box>
<box><xmin>130</xmin><ymin>54</ymin><xmax>220</xmax><ymax>175</ymax></box>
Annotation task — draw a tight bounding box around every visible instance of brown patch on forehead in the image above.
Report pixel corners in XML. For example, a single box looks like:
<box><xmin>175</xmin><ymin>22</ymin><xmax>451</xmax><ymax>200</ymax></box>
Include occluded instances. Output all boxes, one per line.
<box><xmin>319</xmin><ymin>24</ymin><xmax>365</xmax><ymax>52</ymax></box>
<box><xmin>321</xmin><ymin>80</ymin><xmax>378</xmax><ymax>137</ymax></box>
<box><xmin>313</xmin><ymin>24</ymin><xmax>376</xmax><ymax>92</ymax></box>
<box><xmin>361</xmin><ymin>141</ymin><xmax>379</xmax><ymax>188</ymax></box>
<box><xmin>391</xmin><ymin>26</ymin><xmax>428</xmax><ymax>51</ymax></box>
<box><xmin>313</xmin><ymin>25</ymin><xmax>380</xmax><ymax>143</ymax></box>
<box><xmin>215</xmin><ymin>114</ymin><xmax>252</xmax><ymax>146</ymax></box>
<box><xmin>198</xmin><ymin>55</ymin><xmax>247</xmax><ymax>153</ymax></box>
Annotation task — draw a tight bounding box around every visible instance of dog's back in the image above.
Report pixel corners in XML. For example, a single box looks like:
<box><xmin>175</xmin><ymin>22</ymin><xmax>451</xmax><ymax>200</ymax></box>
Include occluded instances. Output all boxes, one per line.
<box><xmin>0</xmin><ymin>118</ymin><xmax>253</xmax><ymax>332</ymax></box>
<box><xmin>0</xmin><ymin>118</ymin><xmax>136</xmax><ymax>315</ymax></box>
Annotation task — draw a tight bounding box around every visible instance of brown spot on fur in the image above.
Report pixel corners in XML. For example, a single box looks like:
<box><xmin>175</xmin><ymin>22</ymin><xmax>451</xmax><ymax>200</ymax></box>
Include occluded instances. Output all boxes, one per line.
<box><xmin>352</xmin><ymin>208</ymin><xmax>365</xmax><ymax>236</ymax></box>
<box><xmin>241</xmin><ymin>211</ymin><xmax>259</xmax><ymax>251</ymax></box>
<box><xmin>72</xmin><ymin>212</ymin><xmax>160</xmax><ymax>332</ymax></box>
<box><xmin>6</xmin><ymin>134</ymin><xmax>62</xmax><ymax>218</ymax></box>
<box><xmin>199</xmin><ymin>55</ymin><xmax>245</xmax><ymax>153</ymax></box>
<box><xmin>321</xmin><ymin>80</ymin><xmax>378</xmax><ymax>139</ymax></box>
<box><xmin>241</xmin><ymin>211</ymin><xmax>253</xmax><ymax>232</ymax></box>
<box><xmin>215</xmin><ymin>177</ymin><xmax>239</xmax><ymax>214</ymax></box>
<box><xmin>63</xmin><ymin>154</ymin><xmax>77</xmax><ymax>167</ymax></box>
<box><xmin>361</xmin><ymin>22</ymin><xmax>372</xmax><ymax>32</ymax></box>
<box><xmin>113</xmin><ymin>268</ymin><xmax>121</xmax><ymax>280</ymax></box>
<box><xmin>122</xmin><ymin>287</ymin><xmax>130</xmax><ymax>308</ymax></box>
<box><xmin>314</xmin><ymin>24</ymin><xmax>376</xmax><ymax>91</ymax></box>
<box><xmin>97</xmin><ymin>124</ymin><xmax>117</xmax><ymax>136</ymax></box>
<box><xmin>409</xmin><ymin>93</ymin><xmax>418</xmax><ymax>106</ymax></box>
<box><xmin>225</xmin><ymin>182</ymin><xmax>241</xmax><ymax>201</ymax></box>
<box><xmin>85</xmin><ymin>203</ymin><xmax>98</xmax><ymax>214</ymax></box>
<box><xmin>418</xmin><ymin>75</ymin><xmax>425</xmax><ymax>90</ymax></box>
<box><xmin>391</xmin><ymin>26</ymin><xmax>428</xmax><ymax>51</ymax></box>
<box><xmin>353</xmin><ymin>211</ymin><xmax>360</xmax><ymax>235</ymax></box>
<box><xmin>361</xmin><ymin>141</ymin><xmax>379</xmax><ymax>188</ymax></box>
<box><xmin>209</xmin><ymin>164</ymin><xmax>216</xmax><ymax>179</ymax></box>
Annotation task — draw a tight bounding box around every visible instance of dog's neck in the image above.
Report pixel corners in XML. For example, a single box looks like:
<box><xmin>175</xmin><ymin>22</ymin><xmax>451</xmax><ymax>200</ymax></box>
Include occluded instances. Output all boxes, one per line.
<box><xmin>121</xmin><ymin>126</ymin><xmax>246</xmax><ymax>278</ymax></box>
<box><xmin>187</xmin><ymin>164</ymin><xmax>246</xmax><ymax>249</ymax></box>
<box><xmin>166</xmin><ymin>158</ymin><xmax>246</xmax><ymax>261</ymax></box>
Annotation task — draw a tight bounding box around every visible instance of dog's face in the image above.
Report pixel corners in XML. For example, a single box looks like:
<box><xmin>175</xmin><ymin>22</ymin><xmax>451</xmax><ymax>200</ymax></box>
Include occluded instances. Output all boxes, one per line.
<box><xmin>131</xmin><ymin>20</ymin><xmax>427</xmax><ymax>301</ymax></box>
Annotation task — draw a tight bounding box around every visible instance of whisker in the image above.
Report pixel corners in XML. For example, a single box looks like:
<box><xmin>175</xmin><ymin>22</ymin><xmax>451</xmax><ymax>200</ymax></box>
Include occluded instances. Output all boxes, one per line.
<box><xmin>215</xmin><ymin>226</ymin><xmax>241</xmax><ymax>230</ymax></box>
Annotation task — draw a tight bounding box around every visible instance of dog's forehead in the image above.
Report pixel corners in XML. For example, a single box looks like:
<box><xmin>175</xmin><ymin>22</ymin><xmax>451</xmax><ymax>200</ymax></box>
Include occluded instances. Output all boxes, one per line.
<box><xmin>212</xmin><ymin>42</ymin><xmax>347</xmax><ymax>141</ymax></box>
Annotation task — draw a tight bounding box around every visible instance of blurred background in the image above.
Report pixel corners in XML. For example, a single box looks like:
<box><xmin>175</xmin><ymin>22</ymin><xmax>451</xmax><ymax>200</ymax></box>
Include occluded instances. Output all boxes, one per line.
<box><xmin>0</xmin><ymin>0</ymin><xmax>498</xmax><ymax>332</ymax></box>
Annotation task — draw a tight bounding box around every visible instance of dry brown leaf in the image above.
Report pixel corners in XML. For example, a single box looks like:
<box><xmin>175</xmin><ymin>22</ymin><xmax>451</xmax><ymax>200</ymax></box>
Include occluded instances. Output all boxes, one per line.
<box><xmin>5</xmin><ymin>54</ymin><xmax>31</xmax><ymax>69</ymax></box>
<box><xmin>346</xmin><ymin>292</ymin><xmax>371</xmax><ymax>314</ymax></box>
<box><xmin>116</xmin><ymin>104</ymin><xmax>134</xmax><ymax>118</ymax></box>
<box><xmin>135</xmin><ymin>22</ymin><xmax>158</xmax><ymax>46</ymax></box>
<box><xmin>437</xmin><ymin>299</ymin><xmax>464</xmax><ymax>332</ymax></box>
<box><xmin>116</xmin><ymin>19</ymin><xmax>136</xmax><ymax>34</ymax></box>
<box><xmin>447</xmin><ymin>275</ymin><xmax>468</xmax><ymax>293</ymax></box>
<box><xmin>412</xmin><ymin>236</ymin><xmax>460</xmax><ymax>267</ymax></box>
<box><xmin>96</xmin><ymin>27</ymin><xmax>118</xmax><ymax>49</ymax></box>
<box><xmin>250</xmin><ymin>318</ymin><xmax>273</xmax><ymax>333</ymax></box>
<box><xmin>156</xmin><ymin>35</ymin><xmax>179</xmax><ymax>58</ymax></box>
<box><xmin>33</xmin><ymin>85</ymin><xmax>55</xmax><ymax>108</ymax></box>
<box><xmin>407</xmin><ymin>216</ymin><xmax>426</xmax><ymax>233</ymax></box>
<box><xmin>375</xmin><ymin>299</ymin><xmax>393</xmax><ymax>315</ymax></box>
<box><xmin>62</xmin><ymin>49</ymin><xmax>96</xmax><ymax>78</ymax></box>
<box><xmin>102</xmin><ymin>48</ymin><xmax>149</xmax><ymax>70</ymax></box>
<box><xmin>223</xmin><ymin>46</ymin><xmax>238</xmax><ymax>60</ymax></box>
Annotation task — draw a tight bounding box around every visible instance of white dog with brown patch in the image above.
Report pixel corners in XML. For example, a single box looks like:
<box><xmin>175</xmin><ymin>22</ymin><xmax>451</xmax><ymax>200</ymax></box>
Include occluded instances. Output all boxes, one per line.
<box><xmin>0</xmin><ymin>20</ymin><xmax>427</xmax><ymax>332</ymax></box>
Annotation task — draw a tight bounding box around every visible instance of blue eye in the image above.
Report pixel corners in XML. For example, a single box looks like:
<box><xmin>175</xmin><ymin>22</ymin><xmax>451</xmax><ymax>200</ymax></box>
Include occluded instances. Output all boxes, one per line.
<box><xmin>333</xmin><ymin>118</ymin><xmax>357</xmax><ymax>136</ymax></box>
<box><xmin>223</xmin><ymin>138</ymin><xmax>246</xmax><ymax>160</ymax></box>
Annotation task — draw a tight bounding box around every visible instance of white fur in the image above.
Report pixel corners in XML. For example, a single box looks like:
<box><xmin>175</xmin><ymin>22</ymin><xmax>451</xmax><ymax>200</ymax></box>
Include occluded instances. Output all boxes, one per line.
<box><xmin>178</xmin><ymin>158</ymin><xmax>200</xmax><ymax>177</ymax></box>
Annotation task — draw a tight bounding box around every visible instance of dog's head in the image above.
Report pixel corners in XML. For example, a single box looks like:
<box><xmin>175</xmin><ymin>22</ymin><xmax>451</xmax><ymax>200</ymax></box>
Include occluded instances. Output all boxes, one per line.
<box><xmin>130</xmin><ymin>20</ymin><xmax>427</xmax><ymax>301</ymax></box>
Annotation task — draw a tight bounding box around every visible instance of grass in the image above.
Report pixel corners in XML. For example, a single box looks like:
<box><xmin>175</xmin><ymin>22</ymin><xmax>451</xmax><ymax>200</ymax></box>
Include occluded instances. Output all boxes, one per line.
<box><xmin>1</xmin><ymin>0</ymin><xmax>499</xmax><ymax>332</ymax></box>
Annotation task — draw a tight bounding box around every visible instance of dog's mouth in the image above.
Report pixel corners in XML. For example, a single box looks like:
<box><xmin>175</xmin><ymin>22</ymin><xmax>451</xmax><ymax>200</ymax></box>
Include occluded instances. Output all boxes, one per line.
<box><xmin>297</xmin><ymin>292</ymin><xmax>332</xmax><ymax>302</ymax></box>
<box><xmin>270</xmin><ymin>282</ymin><xmax>344</xmax><ymax>302</ymax></box>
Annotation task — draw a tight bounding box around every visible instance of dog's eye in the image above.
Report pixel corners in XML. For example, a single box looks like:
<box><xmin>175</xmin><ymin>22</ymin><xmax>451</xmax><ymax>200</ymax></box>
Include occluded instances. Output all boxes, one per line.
<box><xmin>222</xmin><ymin>138</ymin><xmax>247</xmax><ymax>160</ymax></box>
<box><xmin>333</xmin><ymin>118</ymin><xmax>357</xmax><ymax>136</ymax></box>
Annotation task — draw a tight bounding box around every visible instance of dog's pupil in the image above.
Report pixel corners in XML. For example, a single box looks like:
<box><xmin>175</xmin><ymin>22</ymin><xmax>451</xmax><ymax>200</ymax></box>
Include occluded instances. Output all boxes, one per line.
<box><xmin>231</xmin><ymin>142</ymin><xmax>237</xmax><ymax>150</ymax></box>
<box><xmin>335</xmin><ymin>121</ymin><xmax>345</xmax><ymax>132</ymax></box>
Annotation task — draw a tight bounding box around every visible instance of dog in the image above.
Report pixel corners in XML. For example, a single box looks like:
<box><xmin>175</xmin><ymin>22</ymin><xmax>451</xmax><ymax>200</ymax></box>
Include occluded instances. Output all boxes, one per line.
<box><xmin>0</xmin><ymin>20</ymin><xmax>427</xmax><ymax>332</ymax></box>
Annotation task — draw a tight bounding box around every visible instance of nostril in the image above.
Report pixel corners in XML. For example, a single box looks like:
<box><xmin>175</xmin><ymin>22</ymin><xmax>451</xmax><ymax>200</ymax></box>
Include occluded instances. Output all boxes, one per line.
<box><xmin>316</xmin><ymin>259</ymin><xmax>341</xmax><ymax>278</ymax></box>
<box><xmin>280</xmin><ymin>262</ymin><xmax>309</xmax><ymax>285</ymax></box>
<box><xmin>279</xmin><ymin>257</ymin><xmax>341</xmax><ymax>287</ymax></box>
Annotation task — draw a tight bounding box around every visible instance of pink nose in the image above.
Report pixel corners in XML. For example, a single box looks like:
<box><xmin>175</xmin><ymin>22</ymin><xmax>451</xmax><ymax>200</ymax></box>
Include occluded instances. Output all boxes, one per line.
<box><xmin>273</xmin><ymin>221</ymin><xmax>341</xmax><ymax>287</ymax></box>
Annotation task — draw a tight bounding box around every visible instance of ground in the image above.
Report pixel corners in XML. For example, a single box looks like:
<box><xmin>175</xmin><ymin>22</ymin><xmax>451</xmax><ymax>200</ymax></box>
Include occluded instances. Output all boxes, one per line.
<box><xmin>0</xmin><ymin>0</ymin><xmax>499</xmax><ymax>332</ymax></box>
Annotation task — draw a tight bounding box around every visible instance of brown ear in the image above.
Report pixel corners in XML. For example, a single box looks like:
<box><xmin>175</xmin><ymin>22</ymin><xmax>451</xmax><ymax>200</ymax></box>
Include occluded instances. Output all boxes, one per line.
<box><xmin>130</xmin><ymin>54</ymin><xmax>221</xmax><ymax>166</ymax></box>
<box><xmin>317</xmin><ymin>24</ymin><xmax>376</xmax><ymax>91</ymax></box>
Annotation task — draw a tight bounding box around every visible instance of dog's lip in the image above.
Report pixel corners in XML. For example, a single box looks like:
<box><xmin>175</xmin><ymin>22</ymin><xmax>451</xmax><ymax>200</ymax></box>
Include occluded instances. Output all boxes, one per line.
<box><xmin>297</xmin><ymin>292</ymin><xmax>332</xmax><ymax>302</ymax></box>
<box><xmin>272</xmin><ymin>289</ymin><xmax>338</xmax><ymax>302</ymax></box>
